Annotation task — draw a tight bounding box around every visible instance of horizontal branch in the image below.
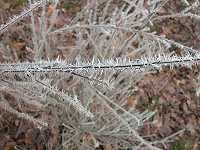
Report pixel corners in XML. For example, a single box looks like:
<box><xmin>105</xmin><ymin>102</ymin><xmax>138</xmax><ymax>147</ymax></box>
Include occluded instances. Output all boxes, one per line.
<box><xmin>0</xmin><ymin>54</ymin><xmax>200</xmax><ymax>74</ymax></box>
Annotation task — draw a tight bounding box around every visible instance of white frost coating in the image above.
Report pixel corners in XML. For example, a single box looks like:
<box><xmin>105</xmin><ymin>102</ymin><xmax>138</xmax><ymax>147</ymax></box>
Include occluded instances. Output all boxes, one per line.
<box><xmin>1</xmin><ymin>54</ymin><xmax>200</xmax><ymax>73</ymax></box>
<box><xmin>0</xmin><ymin>0</ymin><xmax>43</xmax><ymax>33</ymax></box>
<box><xmin>36</xmin><ymin>79</ymin><xmax>94</xmax><ymax>118</ymax></box>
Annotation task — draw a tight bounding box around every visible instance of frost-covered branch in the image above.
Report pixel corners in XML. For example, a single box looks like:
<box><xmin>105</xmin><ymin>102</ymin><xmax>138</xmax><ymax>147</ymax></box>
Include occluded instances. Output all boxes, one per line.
<box><xmin>1</xmin><ymin>54</ymin><xmax>200</xmax><ymax>74</ymax></box>
<box><xmin>35</xmin><ymin>79</ymin><xmax>94</xmax><ymax>118</ymax></box>
<box><xmin>0</xmin><ymin>0</ymin><xmax>43</xmax><ymax>33</ymax></box>
<box><xmin>0</xmin><ymin>101</ymin><xmax>48</xmax><ymax>127</ymax></box>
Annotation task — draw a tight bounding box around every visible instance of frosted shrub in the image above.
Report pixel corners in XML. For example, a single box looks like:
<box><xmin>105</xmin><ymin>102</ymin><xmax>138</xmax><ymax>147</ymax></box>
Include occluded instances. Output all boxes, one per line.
<box><xmin>0</xmin><ymin>0</ymin><xmax>200</xmax><ymax>149</ymax></box>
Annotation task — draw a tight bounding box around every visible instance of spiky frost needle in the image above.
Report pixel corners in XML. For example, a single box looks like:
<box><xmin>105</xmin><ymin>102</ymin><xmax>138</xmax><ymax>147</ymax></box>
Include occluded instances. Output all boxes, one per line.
<box><xmin>0</xmin><ymin>54</ymin><xmax>200</xmax><ymax>74</ymax></box>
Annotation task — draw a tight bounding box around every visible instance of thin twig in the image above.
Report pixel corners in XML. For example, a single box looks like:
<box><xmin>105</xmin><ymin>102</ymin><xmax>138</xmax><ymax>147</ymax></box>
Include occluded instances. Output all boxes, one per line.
<box><xmin>0</xmin><ymin>0</ymin><xmax>43</xmax><ymax>34</ymax></box>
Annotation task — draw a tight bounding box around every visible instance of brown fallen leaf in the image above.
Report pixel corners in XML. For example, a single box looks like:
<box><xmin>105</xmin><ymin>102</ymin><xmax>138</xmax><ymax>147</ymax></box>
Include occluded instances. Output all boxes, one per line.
<box><xmin>104</xmin><ymin>143</ymin><xmax>113</xmax><ymax>150</ymax></box>
<box><xmin>47</xmin><ymin>4</ymin><xmax>56</xmax><ymax>16</ymax></box>
<box><xmin>11</xmin><ymin>42</ymin><xmax>26</xmax><ymax>50</ymax></box>
<box><xmin>4</xmin><ymin>141</ymin><xmax>16</xmax><ymax>150</ymax></box>
<box><xmin>126</xmin><ymin>95</ymin><xmax>138</xmax><ymax>109</ymax></box>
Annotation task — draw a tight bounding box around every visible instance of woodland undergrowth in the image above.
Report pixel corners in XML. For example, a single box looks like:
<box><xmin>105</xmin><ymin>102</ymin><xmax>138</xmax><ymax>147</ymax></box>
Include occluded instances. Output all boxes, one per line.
<box><xmin>0</xmin><ymin>0</ymin><xmax>200</xmax><ymax>149</ymax></box>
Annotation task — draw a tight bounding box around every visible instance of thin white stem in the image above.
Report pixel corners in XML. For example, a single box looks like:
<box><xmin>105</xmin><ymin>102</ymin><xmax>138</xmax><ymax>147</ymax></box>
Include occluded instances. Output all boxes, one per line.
<box><xmin>28</xmin><ymin>0</ymin><xmax>39</xmax><ymax>60</ymax></box>
<box><xmin>0</xmin><ymin>0</ymin><xmax>43</xmax><ymax>34</ymax></box>
<box><xmin>1</xmin><ymin>54</ymin><xmax>200</xmax><ymax>73</ymax></box>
